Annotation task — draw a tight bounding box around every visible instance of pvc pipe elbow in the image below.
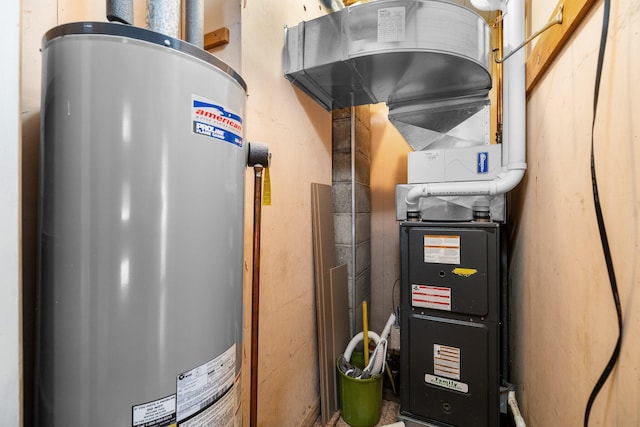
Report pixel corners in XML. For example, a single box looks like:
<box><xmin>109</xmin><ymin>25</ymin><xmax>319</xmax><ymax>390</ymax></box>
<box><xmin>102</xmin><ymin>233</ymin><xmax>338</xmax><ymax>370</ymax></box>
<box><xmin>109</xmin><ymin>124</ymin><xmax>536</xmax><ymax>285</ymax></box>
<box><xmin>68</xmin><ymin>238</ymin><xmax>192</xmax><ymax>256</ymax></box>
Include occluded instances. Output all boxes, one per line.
<box><xmin>403</xmin><ymin>166</ymin><xmax>525</xmax><ymax>210</ymax></box>
<box><xmin>405</xmin><ymin>184</ymin><xmax>427</xmax><ymax>207</ymax></box>
<box><xmin>494</xmin><ymin>168</ymin><xmax>525</xmax><ymax>195</ymax></box>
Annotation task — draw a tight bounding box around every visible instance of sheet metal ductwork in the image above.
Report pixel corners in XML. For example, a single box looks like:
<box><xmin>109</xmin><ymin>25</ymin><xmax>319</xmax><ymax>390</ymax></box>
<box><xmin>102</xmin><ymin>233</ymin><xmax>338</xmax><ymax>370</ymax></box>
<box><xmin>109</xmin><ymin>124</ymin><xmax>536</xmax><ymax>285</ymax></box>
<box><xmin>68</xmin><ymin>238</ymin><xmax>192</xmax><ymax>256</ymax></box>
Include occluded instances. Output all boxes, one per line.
<box><xmin>284</xmin><ymin>0</ymin><xmax>526</xmax><ymax>222</ymax></box>
<box><xmin>283</xmin><ymin>0</ymin><xmax>492</xmax><ymax>135</ymax></box>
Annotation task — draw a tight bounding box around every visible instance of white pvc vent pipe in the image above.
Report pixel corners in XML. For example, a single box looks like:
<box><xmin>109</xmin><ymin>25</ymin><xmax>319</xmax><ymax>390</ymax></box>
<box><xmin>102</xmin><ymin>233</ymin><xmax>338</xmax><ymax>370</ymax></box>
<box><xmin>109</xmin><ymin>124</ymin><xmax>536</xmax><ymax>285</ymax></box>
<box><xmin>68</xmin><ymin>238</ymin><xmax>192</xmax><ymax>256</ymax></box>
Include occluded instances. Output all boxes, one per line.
<box><xmin>406</xmin><ymin>0</ymin><xmax>526</xmax><ymax>209</ymax></box>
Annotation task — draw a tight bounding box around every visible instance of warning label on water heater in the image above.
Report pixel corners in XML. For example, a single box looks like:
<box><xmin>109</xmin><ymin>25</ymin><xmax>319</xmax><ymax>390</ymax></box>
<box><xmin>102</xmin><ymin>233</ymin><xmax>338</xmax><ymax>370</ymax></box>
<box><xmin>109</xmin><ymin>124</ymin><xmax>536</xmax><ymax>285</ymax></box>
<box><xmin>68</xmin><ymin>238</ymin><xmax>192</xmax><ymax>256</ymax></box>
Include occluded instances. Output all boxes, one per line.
<box><xmin>192</xmin><ymin>96</ymin><xmax>243</xmax><ymax>147</ymax></box>
<box><xmin>132</xmin><ymin>394</ymin><xmax>177</xmax><ymax>427</ymax></box>
<box><xmin>178</xmin><ymin>380</ymin><xmax>238</xmax><ymax>427</ymax></box>
<box><xmin>176</xmin><ymin>344</ymin><xmax>236</xmax><ymax>424</ymax></box>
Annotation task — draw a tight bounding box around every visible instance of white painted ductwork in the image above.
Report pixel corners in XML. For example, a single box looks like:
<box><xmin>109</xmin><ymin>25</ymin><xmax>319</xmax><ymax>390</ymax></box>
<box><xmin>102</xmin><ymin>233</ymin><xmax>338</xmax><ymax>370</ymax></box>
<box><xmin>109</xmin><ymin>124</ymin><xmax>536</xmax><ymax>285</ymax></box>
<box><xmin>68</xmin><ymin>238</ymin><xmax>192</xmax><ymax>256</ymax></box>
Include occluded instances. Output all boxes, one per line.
<box><xmin>405</xmin><ymin>0</ymin><xmax>526</xmax><ymax>211</ymax></box>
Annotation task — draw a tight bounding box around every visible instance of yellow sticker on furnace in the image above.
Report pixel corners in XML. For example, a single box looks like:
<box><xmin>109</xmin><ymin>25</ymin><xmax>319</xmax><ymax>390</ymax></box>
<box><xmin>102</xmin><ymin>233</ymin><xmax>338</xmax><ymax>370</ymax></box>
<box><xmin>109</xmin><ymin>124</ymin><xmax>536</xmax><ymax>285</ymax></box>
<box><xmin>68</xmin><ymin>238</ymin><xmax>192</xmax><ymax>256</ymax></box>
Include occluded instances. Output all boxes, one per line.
<box><xmin>452</xmin><ymin>268</ymin><xmax>478</xmax><ymax>278</ymax></box>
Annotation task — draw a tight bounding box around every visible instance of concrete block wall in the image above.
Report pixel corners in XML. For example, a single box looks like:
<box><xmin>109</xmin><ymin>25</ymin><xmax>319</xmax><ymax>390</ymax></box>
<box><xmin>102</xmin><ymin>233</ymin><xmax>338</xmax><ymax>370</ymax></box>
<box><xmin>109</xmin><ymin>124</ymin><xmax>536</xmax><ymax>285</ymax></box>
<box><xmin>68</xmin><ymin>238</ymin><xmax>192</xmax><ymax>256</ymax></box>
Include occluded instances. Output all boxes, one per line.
<box><xmin>332</xmin><ymin>106</ymin><xmax>371</xmax><ymax>335</ymax></box>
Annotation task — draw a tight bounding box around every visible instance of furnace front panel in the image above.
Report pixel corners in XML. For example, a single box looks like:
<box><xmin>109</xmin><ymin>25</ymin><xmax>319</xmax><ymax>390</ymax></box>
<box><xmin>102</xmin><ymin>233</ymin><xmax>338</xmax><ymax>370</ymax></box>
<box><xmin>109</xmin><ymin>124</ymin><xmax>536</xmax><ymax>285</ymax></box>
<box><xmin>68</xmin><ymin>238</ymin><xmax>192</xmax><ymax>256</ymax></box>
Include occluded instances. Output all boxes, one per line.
<box><xmin>399</xmin><ymin>222</ymin><xmax>501</xmax><ymax>427</ymax></box>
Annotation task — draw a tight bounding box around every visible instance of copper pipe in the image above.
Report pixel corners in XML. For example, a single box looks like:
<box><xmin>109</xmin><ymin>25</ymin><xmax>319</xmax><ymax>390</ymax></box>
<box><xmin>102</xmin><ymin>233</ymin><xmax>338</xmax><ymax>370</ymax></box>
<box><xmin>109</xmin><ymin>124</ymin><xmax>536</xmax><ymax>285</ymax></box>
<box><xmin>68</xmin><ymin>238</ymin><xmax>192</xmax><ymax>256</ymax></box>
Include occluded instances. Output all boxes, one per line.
<box><xmin>494</xmin><ymin>5</ymin><xmax>563</xmax><ymax>63</ymax></box>
<box><xmin>250</xmin><ymin>165</ymin><xmax>264</xmax><ymax>427</ymax></box>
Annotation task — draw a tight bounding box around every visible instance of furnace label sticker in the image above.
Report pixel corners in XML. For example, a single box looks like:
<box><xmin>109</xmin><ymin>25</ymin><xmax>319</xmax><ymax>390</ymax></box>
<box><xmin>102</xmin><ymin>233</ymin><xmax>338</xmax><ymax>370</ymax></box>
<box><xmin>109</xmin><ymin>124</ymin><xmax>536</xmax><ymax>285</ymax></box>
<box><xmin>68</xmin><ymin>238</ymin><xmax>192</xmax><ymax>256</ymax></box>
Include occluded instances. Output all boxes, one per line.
<box><xmin>424</xmin><ymin>235</ymin><xmax>460</xmax><ymax>264</ymax></box>
<box><xmin>377</xmin><ymin>7</ymin><xmax>406</xmax><ymax>43</ymax></box>
<box><xmin>425</xmin><ymin>374</ymin><xmax>469</xmax><ymax>394</ymax></box>
<box><xmin>192</xmin><ymin>96</ymin><xmax>243</xmax><ymax>147</ymax></box>
<box><xmin>433</xmin><ymin>344</ymin><xmax>461</xmax><ymax>380</ymax></box>
<box><xmin>411</xmin><ymin>284</ymin><xmax>451</xmax><ymax>311</ymax></box>
<box><xmin>132</xmin><ymin>394</ymin><xmax>177</xmax><ymax>427</ymax></box>
<box><xmin>176</xmin><ymin>344</ymin><xmax>236</xmax><ymax>424</ymax></box>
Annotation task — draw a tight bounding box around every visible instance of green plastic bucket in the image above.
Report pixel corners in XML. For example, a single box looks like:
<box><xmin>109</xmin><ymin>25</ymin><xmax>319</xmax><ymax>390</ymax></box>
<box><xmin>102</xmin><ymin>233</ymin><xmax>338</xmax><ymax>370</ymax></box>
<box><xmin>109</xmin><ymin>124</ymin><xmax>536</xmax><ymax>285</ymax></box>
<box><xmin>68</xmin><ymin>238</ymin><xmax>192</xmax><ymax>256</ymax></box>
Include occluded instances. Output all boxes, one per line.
<box><xmin>336</xmin><ymin>356</ymin><xmax>383</xmax><ymax>427</ymax></box>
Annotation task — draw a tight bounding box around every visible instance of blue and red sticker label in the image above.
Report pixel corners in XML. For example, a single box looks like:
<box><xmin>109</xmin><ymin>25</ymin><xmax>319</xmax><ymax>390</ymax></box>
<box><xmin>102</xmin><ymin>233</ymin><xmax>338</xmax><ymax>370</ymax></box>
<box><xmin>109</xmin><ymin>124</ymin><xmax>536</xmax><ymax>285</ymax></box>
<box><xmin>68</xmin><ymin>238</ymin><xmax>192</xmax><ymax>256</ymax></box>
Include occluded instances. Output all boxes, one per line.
<box><xmin>192</xmin><ymin>96</ymin><xmax>243</xmax><ymax>147</ymax></box>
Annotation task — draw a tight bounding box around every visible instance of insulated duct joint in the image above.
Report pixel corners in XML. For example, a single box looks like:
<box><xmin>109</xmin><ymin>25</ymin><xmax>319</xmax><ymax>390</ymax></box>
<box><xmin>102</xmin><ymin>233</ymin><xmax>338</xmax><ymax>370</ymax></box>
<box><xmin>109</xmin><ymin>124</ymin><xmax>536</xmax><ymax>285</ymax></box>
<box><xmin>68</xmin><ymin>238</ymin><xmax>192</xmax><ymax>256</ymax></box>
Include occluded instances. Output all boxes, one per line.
<box><xmin>107</xmin><ymin>0</ymin><xmax>133</xmax><ymax>24</ymax></box>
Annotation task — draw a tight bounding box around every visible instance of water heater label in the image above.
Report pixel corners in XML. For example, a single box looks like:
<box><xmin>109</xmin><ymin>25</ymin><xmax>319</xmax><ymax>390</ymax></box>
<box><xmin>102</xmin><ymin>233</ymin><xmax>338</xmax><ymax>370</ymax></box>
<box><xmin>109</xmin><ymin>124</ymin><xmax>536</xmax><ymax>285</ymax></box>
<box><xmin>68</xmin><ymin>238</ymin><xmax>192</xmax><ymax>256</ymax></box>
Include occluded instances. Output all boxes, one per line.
<box><xmin>192</xmin><ymin>96</ymin><xmax>243</xmax><ymax>147</ymax></box>
<box><xmin>412</xmin><ymin>284</ymin><xmax>451</xmax><ymax>311</ymax></box>
<box><xmin>424</xmin><ymin>235</ymin><xmax>460</xmax><ymax>264</ymax></box>
<box><xmin>176</xmin><ymin>344</ymin><xmax>236</xmax><ymax>423</ymax></box>
<box><xmin>378</xmin><ymin>7</ymin><xmax>406</xmax><ymax>42</ymax></box>
<box><xmin>132</xmin><ymin>394</ymin><xmax>177</xmax><ymax>427</ymax></box>
<box><xmin>178</xmin><ymin>371</ymin><xmax>241</xmax><ymax>427</ymax></box>
<box><xmin>178</xmin><ymin>383</ymin><xmax>236</xmax><ymax>427</ymax></box>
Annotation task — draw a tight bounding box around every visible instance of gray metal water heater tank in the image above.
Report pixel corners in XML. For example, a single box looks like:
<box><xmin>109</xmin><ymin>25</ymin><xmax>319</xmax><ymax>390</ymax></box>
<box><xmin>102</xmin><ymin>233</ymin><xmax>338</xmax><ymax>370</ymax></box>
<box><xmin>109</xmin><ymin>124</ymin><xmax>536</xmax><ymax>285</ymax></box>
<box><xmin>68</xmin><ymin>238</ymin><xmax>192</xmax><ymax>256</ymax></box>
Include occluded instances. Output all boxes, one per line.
<box><xmin>37</xmin><ymin>22</ymin><xmax>247</xmax><ymax>427</ymax></box>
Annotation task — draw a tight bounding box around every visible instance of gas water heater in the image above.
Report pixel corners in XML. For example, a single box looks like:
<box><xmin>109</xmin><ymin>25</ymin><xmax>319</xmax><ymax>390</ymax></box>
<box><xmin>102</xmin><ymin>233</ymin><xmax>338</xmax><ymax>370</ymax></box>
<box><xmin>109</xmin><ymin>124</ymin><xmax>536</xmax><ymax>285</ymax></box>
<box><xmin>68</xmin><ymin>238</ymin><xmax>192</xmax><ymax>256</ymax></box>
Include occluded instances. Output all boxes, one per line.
<box><xmin>37</xmin><ymin>22</ymin><xmax>251</xmax><ymax>426</ymax></box>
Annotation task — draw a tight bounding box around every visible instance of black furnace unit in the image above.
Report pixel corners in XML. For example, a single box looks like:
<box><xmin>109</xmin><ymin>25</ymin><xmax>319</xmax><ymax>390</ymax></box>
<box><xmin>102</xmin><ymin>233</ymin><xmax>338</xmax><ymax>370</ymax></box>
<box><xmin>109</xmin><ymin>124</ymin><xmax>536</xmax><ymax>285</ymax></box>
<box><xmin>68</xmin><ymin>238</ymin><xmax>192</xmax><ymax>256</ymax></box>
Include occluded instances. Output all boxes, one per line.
<box><xmin>399</xmin><ymin>221</ymin><xmax>502</xmax><ymax>427</ymax></box>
